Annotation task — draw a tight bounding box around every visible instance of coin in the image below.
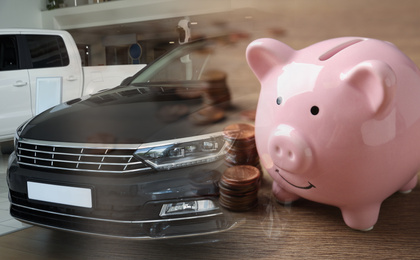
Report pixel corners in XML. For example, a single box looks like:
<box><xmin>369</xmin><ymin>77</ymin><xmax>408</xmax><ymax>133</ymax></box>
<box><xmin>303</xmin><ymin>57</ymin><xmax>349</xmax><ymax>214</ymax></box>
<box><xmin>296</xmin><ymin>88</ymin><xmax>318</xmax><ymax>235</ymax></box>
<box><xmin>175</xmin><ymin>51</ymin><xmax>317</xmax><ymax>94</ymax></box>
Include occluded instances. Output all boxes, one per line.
<box><xmin>225</xmin><ymin>153</ymin><xmax>260</xmax><ymax>166</ymax></box>
<box><xmin>223</xmin><ymin>123</ymin><xmax>255</xmax><ymax>142</ymax></box>
<box><xmin>223</xmin><ymin>123</ymin><xmax>259</xmax><ymax>166</ymax></box>
<box><xmin>224</xmin><ymin>139</ymin><xmax>254</xmax><ymax>151</ymax></box>
<box><xmin>175</xmin><ymin>86</ymin><xmax>203</xmax><ymax>99</ymax></box>
<box><xmin>219</xmin><ymin>195</ymin><xmax>258</xmax><ymax>212</ymax></box>
<box><xmin>201</xmin><ymin>70</ymin><xmax>231</xmax><ymax>109</ymax></box>
<box><xmin>219</xmin><ymin>180</ymin><xmax>258</xmax><ymax>195</ymax></box>
<box><xmin>220</xmin><ymin>126</ymin><xmax>261</xmax><ymax>211</ymax></box>
<box><xmin>218</xmin><ymin>165</ymin><xmax>261</xmax><ymax>211</ymax></box>
<box><xmin>226</xmin><ymin>144</ymin><xmax>257</xmax><ymax>155</ymax></box>
<box><xmin>222</xmin><ymin>165</ymin><xmax>261</xmax><ymax>184</ymax></box>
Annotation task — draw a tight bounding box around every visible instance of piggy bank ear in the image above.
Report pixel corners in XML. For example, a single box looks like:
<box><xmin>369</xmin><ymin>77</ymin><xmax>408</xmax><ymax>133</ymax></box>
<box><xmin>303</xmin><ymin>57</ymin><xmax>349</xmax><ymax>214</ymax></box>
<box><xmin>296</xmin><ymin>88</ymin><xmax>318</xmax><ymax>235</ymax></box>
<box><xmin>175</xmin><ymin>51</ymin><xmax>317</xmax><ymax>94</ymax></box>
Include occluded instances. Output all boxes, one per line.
<box><xmin>246</xmin><ymin>38</ymin><xmax>294</xmax><ymax>82</ymax></box>
<box><xmin>344</xmin><ymin>60</ymin><xmax>396</xmax><ymax>117</ymax></box>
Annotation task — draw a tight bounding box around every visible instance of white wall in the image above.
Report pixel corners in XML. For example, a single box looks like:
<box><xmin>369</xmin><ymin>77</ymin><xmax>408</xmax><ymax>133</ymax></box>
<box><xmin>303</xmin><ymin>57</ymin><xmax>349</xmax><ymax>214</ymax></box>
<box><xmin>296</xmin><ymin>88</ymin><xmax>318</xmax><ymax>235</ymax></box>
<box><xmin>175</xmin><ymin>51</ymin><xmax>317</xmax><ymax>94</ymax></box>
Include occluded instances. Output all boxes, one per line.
<box><xmin>0</xmin><ymin>0</ymin><xmax>45</xmax><ymax>29</ymax></box>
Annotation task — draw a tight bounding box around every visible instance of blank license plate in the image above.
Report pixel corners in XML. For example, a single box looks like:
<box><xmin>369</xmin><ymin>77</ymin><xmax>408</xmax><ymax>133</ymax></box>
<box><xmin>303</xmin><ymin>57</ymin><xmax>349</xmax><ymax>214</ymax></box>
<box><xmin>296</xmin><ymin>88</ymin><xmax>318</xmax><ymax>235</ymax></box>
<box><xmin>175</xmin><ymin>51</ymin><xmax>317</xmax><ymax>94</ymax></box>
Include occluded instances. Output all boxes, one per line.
<box><xmin>27</xmin><ymin>182</ymin><xmax>92</xmax><ymax>208</ymax></box>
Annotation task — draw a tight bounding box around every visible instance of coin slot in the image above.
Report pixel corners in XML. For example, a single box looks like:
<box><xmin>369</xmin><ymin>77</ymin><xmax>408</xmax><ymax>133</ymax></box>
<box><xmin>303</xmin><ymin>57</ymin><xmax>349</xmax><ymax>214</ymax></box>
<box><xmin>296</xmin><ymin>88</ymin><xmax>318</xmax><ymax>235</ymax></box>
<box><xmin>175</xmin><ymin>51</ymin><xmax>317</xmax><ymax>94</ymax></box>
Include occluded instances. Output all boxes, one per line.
<box><xmin>319</xmin><ymin>39</ymin><xmax>364</xmax><ymax>61</ymax></box>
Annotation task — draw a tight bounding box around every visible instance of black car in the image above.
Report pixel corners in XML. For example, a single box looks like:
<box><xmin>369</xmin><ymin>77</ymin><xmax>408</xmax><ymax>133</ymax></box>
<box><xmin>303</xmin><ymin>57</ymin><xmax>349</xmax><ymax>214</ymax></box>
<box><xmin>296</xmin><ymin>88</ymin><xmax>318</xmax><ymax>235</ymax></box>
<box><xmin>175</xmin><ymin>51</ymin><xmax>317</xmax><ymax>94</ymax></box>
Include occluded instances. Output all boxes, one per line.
<box><xmin>7</xmin><ymin>38</ymin><xmax>251</xmax><ymax>239</ymax></box>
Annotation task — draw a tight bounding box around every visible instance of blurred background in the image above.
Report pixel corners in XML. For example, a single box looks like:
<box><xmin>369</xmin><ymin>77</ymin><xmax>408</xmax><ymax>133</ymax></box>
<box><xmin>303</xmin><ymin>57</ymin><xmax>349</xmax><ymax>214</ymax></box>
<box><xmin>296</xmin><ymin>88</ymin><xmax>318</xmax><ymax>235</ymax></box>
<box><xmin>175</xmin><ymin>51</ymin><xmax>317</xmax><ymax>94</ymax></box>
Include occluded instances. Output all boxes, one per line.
<box><xmin>2</xmin><ymin>0</ymin><xmax>420</xmax><ymax>66</ymax></box>
<box><xmin>3</xmin><ymin>0</ymin><xmax>419</xmax><ymax>110</ymax></box>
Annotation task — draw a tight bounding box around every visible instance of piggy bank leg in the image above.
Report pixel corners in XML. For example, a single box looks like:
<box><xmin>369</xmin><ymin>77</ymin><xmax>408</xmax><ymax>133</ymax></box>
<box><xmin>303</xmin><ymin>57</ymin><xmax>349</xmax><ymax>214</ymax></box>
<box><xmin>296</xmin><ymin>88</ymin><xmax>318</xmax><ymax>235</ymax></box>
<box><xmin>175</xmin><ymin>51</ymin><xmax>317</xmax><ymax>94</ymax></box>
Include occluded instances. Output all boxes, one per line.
<box><xmin>399</xmin><ymin>174</ymin><xmax>418</xmax><ymax>194</ymax></box>
<box><xmin>272</xmin><ymin>181</ymin><xmax>300</xmax><ymax>204</ymax></box>
<box><xmin>340</xmin><ymin>204</ymin><xmax>381</xmax><ymax>231</ymax></box>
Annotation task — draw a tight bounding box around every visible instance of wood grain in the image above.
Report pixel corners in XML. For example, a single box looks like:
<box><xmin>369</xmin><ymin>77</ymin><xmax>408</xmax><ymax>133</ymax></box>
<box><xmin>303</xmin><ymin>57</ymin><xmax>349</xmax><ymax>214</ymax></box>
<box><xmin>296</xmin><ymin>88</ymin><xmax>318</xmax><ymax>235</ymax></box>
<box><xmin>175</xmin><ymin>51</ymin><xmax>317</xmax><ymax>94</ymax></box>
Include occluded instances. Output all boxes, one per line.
<box><xmin>1</xmin><ymin>171</ymin><xmax>418</xmax><ymax>260</ymax></box>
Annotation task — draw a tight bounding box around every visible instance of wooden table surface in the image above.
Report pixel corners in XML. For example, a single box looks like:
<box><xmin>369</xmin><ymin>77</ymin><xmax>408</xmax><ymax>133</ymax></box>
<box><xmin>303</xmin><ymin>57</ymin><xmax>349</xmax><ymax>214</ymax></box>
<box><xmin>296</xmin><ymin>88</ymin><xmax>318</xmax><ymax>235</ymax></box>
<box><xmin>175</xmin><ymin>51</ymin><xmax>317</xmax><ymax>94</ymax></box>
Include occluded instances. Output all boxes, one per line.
<box><xmin>1</xmin><ymin>0</ymin><xmax>420</xmax><ymax>259</ymax></box>
<box><xmin>0</xmin><ymin>172</ymin><xmax>419</xmax><ymax>259</ymax></box>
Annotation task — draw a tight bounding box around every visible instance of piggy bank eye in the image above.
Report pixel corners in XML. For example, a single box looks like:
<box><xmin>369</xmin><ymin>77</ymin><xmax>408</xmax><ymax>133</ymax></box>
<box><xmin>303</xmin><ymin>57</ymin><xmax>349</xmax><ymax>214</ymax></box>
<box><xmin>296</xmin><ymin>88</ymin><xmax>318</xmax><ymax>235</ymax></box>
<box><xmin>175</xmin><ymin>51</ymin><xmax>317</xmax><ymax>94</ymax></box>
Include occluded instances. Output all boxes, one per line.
<box><xmin>276</xmin><ymin>96</ymin><xmax>283</xmax><ymax>105</ymax></box>
<box><xmin>310</xmin><ymin>106</ymin><xmax>319</xmax><ymax>115</ymax></box>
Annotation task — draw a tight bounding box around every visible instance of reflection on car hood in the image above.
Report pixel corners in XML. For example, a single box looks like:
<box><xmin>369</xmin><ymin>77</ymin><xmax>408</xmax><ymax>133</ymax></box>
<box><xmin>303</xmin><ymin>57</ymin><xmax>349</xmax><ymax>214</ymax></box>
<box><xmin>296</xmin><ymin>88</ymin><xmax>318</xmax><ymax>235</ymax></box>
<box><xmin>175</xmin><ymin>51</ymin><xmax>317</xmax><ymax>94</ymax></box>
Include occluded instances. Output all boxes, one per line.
<box><xmin>20</xmin><ymin>84</ymin><xmax>220</xmax><ymax>144</ymax></box>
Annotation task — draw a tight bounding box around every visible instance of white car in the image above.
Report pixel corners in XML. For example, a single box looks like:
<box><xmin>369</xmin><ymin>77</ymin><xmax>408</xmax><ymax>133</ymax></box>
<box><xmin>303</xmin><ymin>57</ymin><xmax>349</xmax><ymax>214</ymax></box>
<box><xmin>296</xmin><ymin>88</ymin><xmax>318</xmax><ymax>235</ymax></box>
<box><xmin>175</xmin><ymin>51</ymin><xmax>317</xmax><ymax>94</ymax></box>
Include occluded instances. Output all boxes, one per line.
<box><xmin>0</xmin><ymin>29</ymin><xmax>143</xmax><ymax>153</ymax></box>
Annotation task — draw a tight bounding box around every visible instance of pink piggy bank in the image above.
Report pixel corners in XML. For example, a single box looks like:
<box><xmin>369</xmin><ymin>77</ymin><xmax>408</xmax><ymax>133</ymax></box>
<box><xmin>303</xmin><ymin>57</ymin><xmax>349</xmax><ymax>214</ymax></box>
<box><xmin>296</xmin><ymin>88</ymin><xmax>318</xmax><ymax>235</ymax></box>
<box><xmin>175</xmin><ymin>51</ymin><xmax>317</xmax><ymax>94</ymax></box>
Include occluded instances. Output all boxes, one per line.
<box><xmin>246</xmin><ymin>37</ymin><xmax>420</xmax><ymax>231</ymax></box>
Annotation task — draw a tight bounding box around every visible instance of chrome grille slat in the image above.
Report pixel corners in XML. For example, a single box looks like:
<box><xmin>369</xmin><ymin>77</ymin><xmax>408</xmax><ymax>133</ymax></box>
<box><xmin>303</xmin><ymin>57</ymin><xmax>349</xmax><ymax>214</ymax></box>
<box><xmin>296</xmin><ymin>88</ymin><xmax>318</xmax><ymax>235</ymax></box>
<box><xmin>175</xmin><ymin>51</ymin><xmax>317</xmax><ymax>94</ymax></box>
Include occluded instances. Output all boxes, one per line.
<box><xmin>18</xmin><ymin>148</ymin><xmax>136</xmax><ymax>158</ymax></box>
<box><xmin>17</xmin><ymin>139</ymin><xmax>152</xmax><ymax>174</ymax></box>
<box><xmin>16</xmin><ymin>162</ymin><xmax>147</xmax><ymax>173</ymax></box>
<box><xmin>17</xmin><ymin>155</ymin><xmax>144</xmax><ymax>166</ymax></box>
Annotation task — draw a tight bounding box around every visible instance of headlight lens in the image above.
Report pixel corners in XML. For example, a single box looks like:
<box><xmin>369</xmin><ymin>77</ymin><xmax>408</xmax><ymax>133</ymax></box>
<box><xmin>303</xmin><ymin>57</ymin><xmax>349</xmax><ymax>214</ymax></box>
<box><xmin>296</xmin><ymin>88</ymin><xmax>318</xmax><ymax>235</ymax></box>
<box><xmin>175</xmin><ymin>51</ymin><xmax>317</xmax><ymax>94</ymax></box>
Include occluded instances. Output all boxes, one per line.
<box><xmin>134</xmin><ymin>132</ymin><xmax>227</xmax><ymax>170</ymax></box>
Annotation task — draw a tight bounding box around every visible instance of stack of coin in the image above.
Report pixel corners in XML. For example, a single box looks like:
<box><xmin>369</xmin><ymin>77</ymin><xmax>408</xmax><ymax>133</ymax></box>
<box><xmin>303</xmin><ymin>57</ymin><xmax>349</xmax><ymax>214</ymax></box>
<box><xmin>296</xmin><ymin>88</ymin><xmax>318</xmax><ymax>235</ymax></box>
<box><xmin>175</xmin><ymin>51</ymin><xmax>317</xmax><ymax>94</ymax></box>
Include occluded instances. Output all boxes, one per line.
<box><xmin>201</xmin><ymin>70</ymin><xmax>231</xmax><ymax>109</ymax></box>
<box><xmin>223</xmin><ymin>123</ymin><xmax>259</xmax><ymax>167</ymax></box>
<box><xmin>219</xmin><ymin>165</ymin><xmax>260</xmax><ymax>211</ymax></box>
<box><xmin>175</xmin><ymin>86</ymin><xmax>203</xmax><ymax>100</ymax></box>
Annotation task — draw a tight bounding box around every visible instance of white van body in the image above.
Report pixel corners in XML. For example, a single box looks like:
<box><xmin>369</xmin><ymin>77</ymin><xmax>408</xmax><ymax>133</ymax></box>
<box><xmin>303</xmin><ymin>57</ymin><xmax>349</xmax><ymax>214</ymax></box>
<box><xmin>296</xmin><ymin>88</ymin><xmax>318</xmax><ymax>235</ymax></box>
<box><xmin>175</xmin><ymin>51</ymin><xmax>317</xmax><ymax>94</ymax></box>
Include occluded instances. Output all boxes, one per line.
<box><xmin>0</xmin><ymin>29</ymin><xmax>144</xmax><ymax>149</ymax></box>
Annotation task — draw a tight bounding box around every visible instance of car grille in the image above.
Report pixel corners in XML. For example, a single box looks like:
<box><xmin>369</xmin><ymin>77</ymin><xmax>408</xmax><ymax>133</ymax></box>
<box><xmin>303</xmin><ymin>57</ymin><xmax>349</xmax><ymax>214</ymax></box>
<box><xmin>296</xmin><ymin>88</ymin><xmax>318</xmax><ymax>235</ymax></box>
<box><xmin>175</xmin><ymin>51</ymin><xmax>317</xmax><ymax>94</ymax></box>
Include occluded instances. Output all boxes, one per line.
<box><xmin>16</xmin><ymin>139</ymin><xmax>152</xmax><ymax>174</ymax></box>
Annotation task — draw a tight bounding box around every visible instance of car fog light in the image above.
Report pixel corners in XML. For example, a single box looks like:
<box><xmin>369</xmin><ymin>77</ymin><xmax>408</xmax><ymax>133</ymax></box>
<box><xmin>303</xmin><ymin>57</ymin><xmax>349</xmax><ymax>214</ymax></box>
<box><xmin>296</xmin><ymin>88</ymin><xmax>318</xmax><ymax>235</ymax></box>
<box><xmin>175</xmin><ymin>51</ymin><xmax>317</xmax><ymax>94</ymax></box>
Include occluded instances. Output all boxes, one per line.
<box><xmin>159</xmin><ymin>200</ymin><xmax>218</xmax><ymax>217</ymax></box>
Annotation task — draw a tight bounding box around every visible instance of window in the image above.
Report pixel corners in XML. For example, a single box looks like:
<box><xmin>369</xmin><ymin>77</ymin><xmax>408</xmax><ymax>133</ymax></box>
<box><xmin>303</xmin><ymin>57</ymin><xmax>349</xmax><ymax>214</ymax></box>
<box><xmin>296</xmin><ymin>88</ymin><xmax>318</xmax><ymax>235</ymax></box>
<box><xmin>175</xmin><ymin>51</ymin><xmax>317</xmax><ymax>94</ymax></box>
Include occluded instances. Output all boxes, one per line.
<box><xmin>26</xmin><ymin>35</ymin><xmax>69</xmax><ymax>69</ymax></box>
<box><xmin>0</xmin><ymin>36</ymin><xmax>19</xmax><ymax>71</ymax></box>
<box><xmin>131</xmin><ymin>41</ymin><xmax>211</xmax><ymax>84</ymax></box>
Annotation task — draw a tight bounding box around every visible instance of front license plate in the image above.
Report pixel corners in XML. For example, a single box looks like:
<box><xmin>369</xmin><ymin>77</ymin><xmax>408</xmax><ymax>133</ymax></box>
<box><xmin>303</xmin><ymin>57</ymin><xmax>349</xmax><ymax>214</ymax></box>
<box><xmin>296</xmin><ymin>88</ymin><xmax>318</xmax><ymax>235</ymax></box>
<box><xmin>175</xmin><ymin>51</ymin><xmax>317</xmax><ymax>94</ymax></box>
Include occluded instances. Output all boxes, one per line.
<box><xmin>27</xmin><ymin>182</ymin><xmax>92</xmax><ymax>208</ymax></box>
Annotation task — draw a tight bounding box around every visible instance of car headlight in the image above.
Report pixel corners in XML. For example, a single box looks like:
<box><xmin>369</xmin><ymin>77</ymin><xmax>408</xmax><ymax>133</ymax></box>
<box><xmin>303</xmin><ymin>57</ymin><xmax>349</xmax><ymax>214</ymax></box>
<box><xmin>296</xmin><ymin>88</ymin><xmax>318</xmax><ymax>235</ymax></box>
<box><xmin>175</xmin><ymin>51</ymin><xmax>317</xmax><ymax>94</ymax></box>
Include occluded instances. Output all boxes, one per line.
<box><xmin>134</xmin><ymin>132</ymin><xmax>228</xmax><ymax>170</ymax></box>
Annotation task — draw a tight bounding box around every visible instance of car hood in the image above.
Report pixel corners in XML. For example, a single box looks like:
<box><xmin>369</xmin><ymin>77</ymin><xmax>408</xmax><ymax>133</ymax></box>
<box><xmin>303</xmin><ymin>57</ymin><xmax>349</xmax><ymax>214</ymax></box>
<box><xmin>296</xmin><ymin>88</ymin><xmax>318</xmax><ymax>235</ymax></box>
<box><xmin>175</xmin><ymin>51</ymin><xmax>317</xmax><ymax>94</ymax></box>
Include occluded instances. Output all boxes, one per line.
<box><xmin>20</xmin><ymin>84</ymin><xmax>223</xmax><ymax>144</ymax></box>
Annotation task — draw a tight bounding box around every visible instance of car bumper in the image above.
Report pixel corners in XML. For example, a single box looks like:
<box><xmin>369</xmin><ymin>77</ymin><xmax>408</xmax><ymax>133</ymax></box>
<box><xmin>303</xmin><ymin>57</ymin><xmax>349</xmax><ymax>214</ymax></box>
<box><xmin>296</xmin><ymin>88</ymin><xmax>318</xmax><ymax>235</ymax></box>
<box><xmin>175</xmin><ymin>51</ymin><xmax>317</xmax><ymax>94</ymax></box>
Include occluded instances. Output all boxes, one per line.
<box><xmin>7</xmin><ymin>152</ymin><xmax>238</xmax><ymax>239</ymax></box>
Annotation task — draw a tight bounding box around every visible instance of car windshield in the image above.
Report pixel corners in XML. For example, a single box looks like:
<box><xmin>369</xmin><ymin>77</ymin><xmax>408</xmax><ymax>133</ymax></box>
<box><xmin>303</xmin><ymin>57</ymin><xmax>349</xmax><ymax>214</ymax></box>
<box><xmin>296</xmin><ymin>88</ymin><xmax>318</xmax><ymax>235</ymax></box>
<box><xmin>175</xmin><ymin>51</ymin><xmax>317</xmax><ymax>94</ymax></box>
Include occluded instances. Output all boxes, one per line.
<box><xmin>123</xmin><ymin>36</ymin><xmax>259</xmax><ymax>111</ymax></box>
<box><xmin>129</xmin><ymin>39</ymin><xmax>220</xmax><ymax>84</ymax></box>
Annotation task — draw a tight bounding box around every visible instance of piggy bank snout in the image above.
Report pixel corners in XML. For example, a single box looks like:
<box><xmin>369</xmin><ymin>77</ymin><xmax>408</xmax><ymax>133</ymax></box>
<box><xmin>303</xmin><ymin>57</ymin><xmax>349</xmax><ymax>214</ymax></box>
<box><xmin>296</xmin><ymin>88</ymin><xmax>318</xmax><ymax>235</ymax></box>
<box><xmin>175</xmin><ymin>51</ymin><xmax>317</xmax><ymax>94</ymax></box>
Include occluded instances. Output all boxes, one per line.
<box><xmin>269</xmin><ymin>125</ymin><xmax>313</xmax><ymax>173</ymax></box>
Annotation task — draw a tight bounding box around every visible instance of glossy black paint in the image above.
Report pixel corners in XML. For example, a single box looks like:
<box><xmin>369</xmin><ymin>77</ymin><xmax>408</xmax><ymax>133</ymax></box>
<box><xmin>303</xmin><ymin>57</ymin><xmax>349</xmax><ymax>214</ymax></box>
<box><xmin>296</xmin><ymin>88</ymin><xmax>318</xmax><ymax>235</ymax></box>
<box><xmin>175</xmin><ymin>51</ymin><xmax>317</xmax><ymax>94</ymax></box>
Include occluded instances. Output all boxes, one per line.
<box><xmin>20</xmin><ymin>38</ymin><xmax>223</xmax><ymax>144</ymax></box>
<box><xmin>21</xmin><ymin>83</ymin><xmax>220</xmax><ymax>144</ymax></box>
